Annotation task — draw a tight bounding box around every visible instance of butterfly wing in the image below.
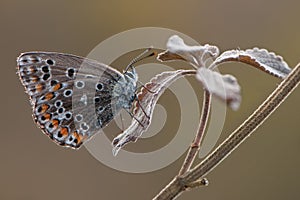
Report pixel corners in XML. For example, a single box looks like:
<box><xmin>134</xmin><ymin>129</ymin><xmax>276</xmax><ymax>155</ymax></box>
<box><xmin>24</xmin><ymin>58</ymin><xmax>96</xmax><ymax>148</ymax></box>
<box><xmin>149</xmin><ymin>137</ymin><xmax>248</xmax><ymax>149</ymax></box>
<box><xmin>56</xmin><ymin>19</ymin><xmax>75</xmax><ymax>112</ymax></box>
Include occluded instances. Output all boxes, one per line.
<box><xmin>17</xmin><ymin>52</ymin><xmax>124</xmax><ymax>148</ymax></box>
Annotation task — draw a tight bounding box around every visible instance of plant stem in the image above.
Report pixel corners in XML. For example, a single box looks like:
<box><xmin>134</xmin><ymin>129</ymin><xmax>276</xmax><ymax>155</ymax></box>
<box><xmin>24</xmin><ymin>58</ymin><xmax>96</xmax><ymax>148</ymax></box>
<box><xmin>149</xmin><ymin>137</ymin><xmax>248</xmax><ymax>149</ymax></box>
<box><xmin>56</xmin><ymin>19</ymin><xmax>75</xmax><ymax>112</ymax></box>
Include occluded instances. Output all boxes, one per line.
<box><xmin>153</xmin><ymin>63</ymin><xmax>300</xmax><ymax>200</ymax></box>
<box><xmin>178</xmin><ymin>90</ymin><xmax>211</xmax><ymax>175</ymax></box>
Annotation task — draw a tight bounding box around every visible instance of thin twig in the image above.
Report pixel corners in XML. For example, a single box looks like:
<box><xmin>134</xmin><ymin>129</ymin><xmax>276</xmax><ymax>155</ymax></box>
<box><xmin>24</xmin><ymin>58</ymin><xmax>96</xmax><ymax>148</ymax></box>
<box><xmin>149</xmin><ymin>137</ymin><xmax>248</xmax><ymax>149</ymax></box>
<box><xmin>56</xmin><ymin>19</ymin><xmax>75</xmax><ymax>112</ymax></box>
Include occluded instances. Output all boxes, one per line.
<box><xmin>153</xmin><ymin>63</ymin><xmax>300</xmax><ymax>200</ymax></box>
<box><xmin>178</xmin><ymin>90</ymin><xmax>211</xmax><ymax>175</ymax></box>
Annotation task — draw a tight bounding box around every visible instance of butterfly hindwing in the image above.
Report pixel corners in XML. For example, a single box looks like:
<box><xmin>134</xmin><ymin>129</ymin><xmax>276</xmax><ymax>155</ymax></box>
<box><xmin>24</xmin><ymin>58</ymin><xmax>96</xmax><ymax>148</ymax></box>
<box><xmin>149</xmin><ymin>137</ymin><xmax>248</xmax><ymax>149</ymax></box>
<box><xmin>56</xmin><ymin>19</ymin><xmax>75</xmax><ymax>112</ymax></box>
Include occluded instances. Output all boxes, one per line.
<box><xmin>17</xmin><ymin>52</ymin><xmax>125</xmax><ymax>148</ymax></box>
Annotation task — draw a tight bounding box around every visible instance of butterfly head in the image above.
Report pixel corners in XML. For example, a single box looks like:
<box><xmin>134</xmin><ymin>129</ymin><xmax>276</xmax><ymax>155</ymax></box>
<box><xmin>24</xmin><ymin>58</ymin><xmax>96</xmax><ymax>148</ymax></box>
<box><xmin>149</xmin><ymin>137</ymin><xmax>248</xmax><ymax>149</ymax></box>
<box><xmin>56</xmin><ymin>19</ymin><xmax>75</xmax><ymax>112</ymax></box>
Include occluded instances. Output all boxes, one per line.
<box><xmin>123</xmin><ymin>65</ymin><xmax>138</xmax><ymax>84</ymax></box>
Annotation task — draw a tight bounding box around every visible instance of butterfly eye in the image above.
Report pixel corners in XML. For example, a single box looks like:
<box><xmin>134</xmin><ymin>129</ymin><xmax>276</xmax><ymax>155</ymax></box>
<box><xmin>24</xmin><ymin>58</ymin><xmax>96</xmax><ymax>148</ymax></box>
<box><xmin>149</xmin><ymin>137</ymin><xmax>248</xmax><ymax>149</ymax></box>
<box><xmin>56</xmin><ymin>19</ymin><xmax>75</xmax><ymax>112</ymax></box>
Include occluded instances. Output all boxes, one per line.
<box><xmin>131</xmin><ymin>94</ymin><xmax>136</xmax><ymax>101</ymax></box>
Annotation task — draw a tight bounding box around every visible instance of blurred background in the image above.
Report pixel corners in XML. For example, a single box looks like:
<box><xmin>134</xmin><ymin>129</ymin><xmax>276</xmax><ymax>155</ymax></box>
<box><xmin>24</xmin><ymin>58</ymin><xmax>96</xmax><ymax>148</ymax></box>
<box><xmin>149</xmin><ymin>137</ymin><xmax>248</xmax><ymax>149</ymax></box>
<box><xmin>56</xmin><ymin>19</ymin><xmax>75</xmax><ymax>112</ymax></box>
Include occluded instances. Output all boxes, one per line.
<box><xmin>1</xmin><ymin>0</ymin><xmax>299</xmax><ymax>199</ymax></box>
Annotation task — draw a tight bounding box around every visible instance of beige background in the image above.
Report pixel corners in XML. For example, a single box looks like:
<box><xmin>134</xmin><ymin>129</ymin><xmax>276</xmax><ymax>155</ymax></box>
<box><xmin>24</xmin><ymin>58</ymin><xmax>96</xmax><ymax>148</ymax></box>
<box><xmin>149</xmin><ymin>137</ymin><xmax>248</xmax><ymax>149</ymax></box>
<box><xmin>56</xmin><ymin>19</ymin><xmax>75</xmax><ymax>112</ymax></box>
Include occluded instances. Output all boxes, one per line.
<box><xmin>1</xmin><ymin>0</ymin><xmax>299</xmax><ymax>199</ymax></box>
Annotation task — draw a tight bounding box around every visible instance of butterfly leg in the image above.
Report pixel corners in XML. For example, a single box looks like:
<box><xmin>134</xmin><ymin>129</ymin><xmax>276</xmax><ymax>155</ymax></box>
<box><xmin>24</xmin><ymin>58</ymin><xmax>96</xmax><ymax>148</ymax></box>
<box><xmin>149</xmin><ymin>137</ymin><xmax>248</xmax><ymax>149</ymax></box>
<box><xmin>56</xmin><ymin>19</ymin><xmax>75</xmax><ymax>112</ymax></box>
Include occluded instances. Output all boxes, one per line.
<box><xmin>124</xmin><ymin>109</ymin><xmax>145</xmax><ymax>128</ymax></box>
<box><xmin>137</xmin><ymin>81</ymin><xmax>155</xmax><ymax>93</ymax></box>
<box><xmin>134</xmin><ymin>96</ymin><xmax>150</xmax><ymax>119</ymax></box>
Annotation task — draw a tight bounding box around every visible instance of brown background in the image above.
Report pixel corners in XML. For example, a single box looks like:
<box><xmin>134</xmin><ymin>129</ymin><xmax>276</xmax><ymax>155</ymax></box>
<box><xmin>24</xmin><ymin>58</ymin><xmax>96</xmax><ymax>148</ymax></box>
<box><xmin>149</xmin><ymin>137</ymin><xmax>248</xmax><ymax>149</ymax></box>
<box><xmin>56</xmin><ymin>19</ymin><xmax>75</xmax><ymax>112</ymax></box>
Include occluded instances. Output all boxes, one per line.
<box><xmin>1</xmin><ymin>0</ymin><xmax>299</xmax><ymax>199</ymax></box>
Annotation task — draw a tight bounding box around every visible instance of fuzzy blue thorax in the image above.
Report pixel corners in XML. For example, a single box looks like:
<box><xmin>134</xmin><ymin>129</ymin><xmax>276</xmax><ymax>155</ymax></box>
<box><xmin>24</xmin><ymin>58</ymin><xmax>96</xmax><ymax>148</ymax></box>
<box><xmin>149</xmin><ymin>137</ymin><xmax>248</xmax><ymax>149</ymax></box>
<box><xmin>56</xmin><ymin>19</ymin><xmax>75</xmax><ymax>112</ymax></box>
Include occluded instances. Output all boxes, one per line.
<box><xmin>112</xmin><ymin>67</ymin><xmax>138</xmax><ymax>111</ymax></box>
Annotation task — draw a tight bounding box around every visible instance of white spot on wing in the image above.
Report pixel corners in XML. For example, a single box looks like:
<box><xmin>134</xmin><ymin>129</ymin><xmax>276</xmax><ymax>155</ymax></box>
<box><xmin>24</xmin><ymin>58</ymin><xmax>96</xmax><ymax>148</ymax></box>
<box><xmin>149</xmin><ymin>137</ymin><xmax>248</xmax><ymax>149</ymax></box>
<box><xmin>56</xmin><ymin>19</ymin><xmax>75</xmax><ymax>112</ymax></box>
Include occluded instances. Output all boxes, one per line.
<box><xmin>80</xmin><ymin>94</ymin><xmax>87</xmax><ymax>105</ymax></box>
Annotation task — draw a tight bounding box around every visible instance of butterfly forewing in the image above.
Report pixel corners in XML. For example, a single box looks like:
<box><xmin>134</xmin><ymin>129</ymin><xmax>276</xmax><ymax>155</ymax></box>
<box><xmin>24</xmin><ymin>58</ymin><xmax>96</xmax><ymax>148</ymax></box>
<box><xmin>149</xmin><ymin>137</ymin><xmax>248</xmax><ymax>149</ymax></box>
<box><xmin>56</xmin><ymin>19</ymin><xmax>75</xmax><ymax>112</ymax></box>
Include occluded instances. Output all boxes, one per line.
<box><xmin>17</xmin><ymin>52</ymin><xmax>125</xmax><ymax>148</ymax></box>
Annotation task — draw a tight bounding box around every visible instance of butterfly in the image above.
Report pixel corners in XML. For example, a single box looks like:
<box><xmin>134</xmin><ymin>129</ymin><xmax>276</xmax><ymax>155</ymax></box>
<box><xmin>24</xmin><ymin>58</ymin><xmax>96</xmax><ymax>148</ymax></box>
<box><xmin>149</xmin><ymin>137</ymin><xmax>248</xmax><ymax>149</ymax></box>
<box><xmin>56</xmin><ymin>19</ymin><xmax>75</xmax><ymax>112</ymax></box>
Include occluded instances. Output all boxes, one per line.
<box><xmin>17</xmin><ymin>51</ymin><xmax>151</xmax><ymax>149</ymax></box>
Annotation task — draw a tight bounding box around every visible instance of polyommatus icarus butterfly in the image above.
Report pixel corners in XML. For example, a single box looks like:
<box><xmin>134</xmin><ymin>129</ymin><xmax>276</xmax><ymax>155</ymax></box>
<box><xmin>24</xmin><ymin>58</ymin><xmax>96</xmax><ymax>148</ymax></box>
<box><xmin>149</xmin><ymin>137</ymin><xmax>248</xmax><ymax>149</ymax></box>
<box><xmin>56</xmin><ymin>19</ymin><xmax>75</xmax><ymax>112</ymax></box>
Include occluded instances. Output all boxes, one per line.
<box><xmin>17</xmin><ymin>51</ymin><xmax>148</xmax><ymax>148</ymax></box>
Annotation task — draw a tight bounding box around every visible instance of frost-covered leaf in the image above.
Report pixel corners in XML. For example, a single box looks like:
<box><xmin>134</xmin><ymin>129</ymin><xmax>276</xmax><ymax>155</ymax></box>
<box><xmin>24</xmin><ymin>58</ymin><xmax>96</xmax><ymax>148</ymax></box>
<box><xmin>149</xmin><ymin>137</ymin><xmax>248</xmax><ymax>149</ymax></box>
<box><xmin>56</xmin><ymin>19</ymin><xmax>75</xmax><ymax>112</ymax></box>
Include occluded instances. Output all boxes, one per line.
<box><xmin>112</xmin><ymin>69</ymin><xmax>196</xmax><ymax>156</ymax></box>
<box><xmin>196</xmin><ymin>68</ymin><xmax>241</xmax><ymax>110</ymax></box>
<box><xmin>211</xmin><ymin>48</ymin><xmax>291</xmax><ymax>78</ymax></box>
<box><xmin>157</xmin><ymin>35</ymin><xmax>219</xmax><ymax>68</ymax></box>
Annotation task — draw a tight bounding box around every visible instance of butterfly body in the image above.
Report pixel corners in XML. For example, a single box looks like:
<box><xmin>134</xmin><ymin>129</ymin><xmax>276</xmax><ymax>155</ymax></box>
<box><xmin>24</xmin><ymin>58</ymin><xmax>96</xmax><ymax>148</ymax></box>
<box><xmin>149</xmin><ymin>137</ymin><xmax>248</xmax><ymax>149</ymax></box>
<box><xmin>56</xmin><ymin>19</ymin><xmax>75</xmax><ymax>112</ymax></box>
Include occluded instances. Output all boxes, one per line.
<box><xmin>17</xmin><ymin>52</ymin><xmax>138</xmax><ymax>148</ymax></box>
<box><xmin>112</xmin><ymin>70</ymin><xmax>138</xmax><ymax>110</ymax></box>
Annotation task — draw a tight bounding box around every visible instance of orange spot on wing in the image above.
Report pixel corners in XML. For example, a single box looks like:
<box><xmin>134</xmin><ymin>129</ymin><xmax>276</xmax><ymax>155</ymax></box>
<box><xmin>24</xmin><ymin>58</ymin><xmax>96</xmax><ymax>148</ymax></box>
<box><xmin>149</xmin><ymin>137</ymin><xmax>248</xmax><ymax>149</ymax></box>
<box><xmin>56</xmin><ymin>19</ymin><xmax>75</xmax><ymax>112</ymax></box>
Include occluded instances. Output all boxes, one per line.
<box><xmin>43</xmin><ymin>113</ymin><xmax>51</xmax><ymax>120</ymax></box>
<box><xmin>52</xmin><ymin>83</ymin><xmax>62</xmax><ymax>91</ymax></box>
<box><xmin>72</xmin><ymin>132</ymin><xmax>86</xmax><ymax>145</ymax></box>
<box><xmin>51</xmin><ymin>119</ymin><xmax>59</xmax><ymax>128</ymax></box>
<box><xmin>41</xmin><ymin>104</ymin><xmax>49</xmax><ymax>113</ymax></box>
<box><xmin>60</xmin><ymin>127</ymin><xmax>69</xmax><ymax>137</ymax></box>
<box><xmin>45</xmin><ymin>92</ymin><xmax>54</xmax><ymax>100</ymax></box>
<box><xmin>31</xmin><ymin>76</ymin><xmax>39</xmax><ymax>83</ymax></box>
<box><xmin>73</xmin><ymin>132</ymin><xmax>79</xmax><ymax>140</ymax></box>
<box><xmin>29</xmin><ymin>67</ymin><xmax>37</xmax><ymax>74</ymax></box>
<box><xmin>36</xmin><ymin>83</ymin><xmax>43</xmax><ymax>92</ymax></box>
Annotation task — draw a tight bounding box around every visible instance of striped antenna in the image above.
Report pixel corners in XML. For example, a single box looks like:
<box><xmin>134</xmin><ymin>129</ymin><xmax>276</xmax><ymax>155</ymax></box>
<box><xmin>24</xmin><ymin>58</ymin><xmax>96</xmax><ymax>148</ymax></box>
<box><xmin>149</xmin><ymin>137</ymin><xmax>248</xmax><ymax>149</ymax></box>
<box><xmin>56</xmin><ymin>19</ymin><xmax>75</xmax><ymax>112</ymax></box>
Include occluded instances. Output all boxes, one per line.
<box><xmin>125</xmin><ymin>47</ymin><xmax>156</xmax><ymax>72</ymax></box>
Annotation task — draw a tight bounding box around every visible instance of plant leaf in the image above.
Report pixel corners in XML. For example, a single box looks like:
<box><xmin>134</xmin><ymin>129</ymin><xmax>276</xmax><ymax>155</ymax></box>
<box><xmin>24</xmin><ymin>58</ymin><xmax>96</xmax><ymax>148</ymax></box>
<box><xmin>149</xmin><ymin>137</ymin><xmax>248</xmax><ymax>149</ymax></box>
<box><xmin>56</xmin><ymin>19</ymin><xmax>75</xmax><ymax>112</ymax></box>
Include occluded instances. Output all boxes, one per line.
<box><xmin>157</xmin><ymin>35</ymin><xmax>219</xmax><ymax>68</ymax></box>
<box><xmin>211</xmin><ymin>48</ymin><xmax>291</xmax><ymax>78</ymax></box>
<box><xmin>112</xmin><ymin>69</ymin><xmax>196</xmax><ymax>156</ymax></box>
<box><xmin>196</xmin><ymin>68</ymin><xmax>241</xmax><ymax>110</ymax></box>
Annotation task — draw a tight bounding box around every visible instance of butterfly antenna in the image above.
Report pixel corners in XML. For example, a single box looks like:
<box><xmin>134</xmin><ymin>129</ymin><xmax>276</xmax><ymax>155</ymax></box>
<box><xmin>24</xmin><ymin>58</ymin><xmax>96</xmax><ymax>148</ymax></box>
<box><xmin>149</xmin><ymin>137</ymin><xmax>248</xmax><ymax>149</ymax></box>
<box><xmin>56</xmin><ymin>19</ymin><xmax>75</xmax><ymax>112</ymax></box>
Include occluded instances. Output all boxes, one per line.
<box><xmin>125</xmin><ymin>47</ymin><xmax>156</xmax><ymax>72</ymax></box>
